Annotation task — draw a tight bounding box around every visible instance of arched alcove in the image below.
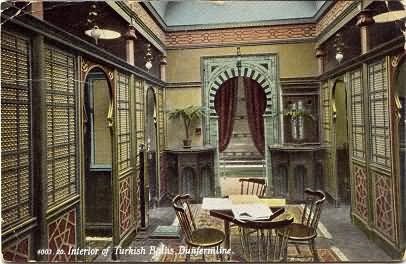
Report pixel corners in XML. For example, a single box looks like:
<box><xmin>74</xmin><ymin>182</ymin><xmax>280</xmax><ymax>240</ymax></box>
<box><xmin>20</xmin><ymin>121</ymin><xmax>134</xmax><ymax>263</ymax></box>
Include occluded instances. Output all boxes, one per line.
<box><xmin>203</xmin><ymin>54</ymin><xmax>280</xmax><ymax>196</ymax></box>
<box><xmin>83</xmin><ymin>66</ymin><xmax>114</xmax><ymax>238</ymax></box>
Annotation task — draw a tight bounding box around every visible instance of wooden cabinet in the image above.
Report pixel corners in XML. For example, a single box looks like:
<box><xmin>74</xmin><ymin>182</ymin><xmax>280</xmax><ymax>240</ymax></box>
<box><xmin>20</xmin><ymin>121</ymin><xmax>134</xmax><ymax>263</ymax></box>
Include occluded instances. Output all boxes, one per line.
<box><xmin>164</xmin><ymin>146</ymin><xmax>215</xmax><ymax>202</ymax></box>
<box><xmin>269</xmin><ymin>145</ymin><xmax>325</xmax><ymax>202</ymax></box>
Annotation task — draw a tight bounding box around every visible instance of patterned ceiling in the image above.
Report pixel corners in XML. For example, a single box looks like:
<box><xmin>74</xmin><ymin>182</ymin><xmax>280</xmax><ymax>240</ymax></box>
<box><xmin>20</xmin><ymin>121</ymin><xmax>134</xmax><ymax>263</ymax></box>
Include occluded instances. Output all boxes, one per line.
<box><xmin>149</xmin><ymin>1</ymin><xmax>327</xmax><ymax>29</ymax></box>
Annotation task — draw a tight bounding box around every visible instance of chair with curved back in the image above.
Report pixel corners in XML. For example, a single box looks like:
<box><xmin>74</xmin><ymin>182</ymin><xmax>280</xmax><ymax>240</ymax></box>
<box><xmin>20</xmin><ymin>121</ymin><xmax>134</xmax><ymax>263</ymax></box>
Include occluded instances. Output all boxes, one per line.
<box><xmin>239</xmin><ymin>178</ymin><xmax>267</xmax><ymax>197</ymax></box>
<box><xmin>172</xmin><ymin>194</ymin><xmax>225</xmax><ymax>261</ymax></box>
<box><xmin>285</xmin><ymin>188</ymin><xmax>326</xmax><ymax>261</ymax></box>
<box><xmin>235</xmin><ymin>208</ymin><xmax>294</xmax><ymax>262</ymax></box>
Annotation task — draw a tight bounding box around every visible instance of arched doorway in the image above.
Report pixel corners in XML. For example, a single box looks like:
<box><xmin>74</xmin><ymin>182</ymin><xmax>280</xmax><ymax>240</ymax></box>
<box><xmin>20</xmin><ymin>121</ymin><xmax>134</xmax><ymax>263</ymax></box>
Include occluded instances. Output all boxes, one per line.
<box><xmin>214</xmin><ymin>76</ymin><xmax>266</xmax><ymax>163</ymax></box>
<box><xmin>146</xmin><ymin>87</ymin><xmax>158</xmax><ymax>208</ymax></box>
<box><xmin>203</xmin><ymin>55</ymin><xmax>280</xmax><ymax>195</ymax></box>
<box><xmin>83</xmin><ymin>67</ymin><xmax>113</xmax><ymax>238</ymax></box>
<box><xmin>332</xmin><ymin>78</ymin><xmax>350</xmax><ymax>205</ymax></box>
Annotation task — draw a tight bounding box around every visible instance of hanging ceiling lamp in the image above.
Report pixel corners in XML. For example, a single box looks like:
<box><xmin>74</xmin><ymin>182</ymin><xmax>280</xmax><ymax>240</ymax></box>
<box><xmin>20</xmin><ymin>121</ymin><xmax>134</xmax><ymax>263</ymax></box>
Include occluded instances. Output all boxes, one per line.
<box><xmin>145</xmin><ymin>43</ymin><xmax>153</xmax><ymax>71</ymax></box>
<box><xmin>373</xmin><ymin>0</ymin><xmax>406</xmax><ymax>23</ymax></box>
<box><xmin>334</xmin><ymin>33</ymin><xmax>344</xmax><ymax>64</ymax></box>
<box><xmin>84</xmin><ymin>4</ymin><xmax>121</xmax><ymax>44</ymax></box>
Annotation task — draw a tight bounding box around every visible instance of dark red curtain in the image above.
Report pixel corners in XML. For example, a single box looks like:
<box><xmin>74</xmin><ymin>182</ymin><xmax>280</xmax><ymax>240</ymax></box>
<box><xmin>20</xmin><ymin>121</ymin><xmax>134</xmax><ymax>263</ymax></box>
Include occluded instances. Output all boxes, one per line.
<box><xmin>244</xmin><ymin>78</ymin><xmax>266</xmax><ymax>156</ymax></box>
<box><xmin>214</xmin><ymin>77</ymin><xmax>238</xmax><ymax>152</ymax></box>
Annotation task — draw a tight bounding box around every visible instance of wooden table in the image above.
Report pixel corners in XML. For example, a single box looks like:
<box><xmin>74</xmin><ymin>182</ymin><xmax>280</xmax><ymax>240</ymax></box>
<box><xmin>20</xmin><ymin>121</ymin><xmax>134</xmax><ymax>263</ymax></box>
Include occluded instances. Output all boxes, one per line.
<box><xmin>209</xmin><ymin>207</ymin><xmax>285</xmax><ymax>256</ymax></box>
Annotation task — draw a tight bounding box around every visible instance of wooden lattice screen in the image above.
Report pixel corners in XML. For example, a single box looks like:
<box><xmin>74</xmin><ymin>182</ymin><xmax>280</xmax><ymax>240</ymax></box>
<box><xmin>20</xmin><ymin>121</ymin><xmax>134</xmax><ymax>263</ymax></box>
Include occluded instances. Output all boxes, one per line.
<box><xmin>350</xmin><ymin>69</ymin><xmax>365</xmax><ymax>160</ymax></box>
<box><xmin>117</xmin><ymin>73</ymin><xmax>131</xmax><ymax>172</ymax></box>
<box><xmin>368</xmin><ymin>60</ymin><xmax>390</xmax><ymax>167</ymax></box>
<box><xmin>45</xmin><ymin>45</ymin><xmax>78</xmax><ymax>206</ymax></box>
<box><xmin>134</xmin><ymin>78</ymin><xmax>144</xmax><ymax>228</ymax></box>
<box><xmin>135</xmin><ymin>79</ymin><xmax>145</xmax><ymax>155</ymax></box>
<box><xmin>1</xmin><ymin>32</ymin><xmax>32</xmax><ymax>228</ymax></box>
<box><xmin>321</xmin><ymin>81</ymin><xmax>331</xmax><ymax>144</ymax></box>
<box><xmin>117</xmin><ymin>72</ymin><xmax>134</xmax><ymax>237</ymax></box>
<box><xmin>157</xmin><ymin>88</ymin><xmax>165</xmax><ymax>151</ymax></box>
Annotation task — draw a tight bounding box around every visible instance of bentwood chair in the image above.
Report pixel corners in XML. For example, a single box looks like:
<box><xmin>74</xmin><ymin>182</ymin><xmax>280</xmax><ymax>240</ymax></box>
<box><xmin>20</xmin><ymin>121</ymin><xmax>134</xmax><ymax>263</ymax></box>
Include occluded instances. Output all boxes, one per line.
<box><xmin>239</xmin><ymin>178</ymin><xmax>267</xmax><ymax>197</ymax></box>
<box><xmin>235</xmin><ymin>208</ymin><xmax>294</xmax><ymax>262</ymax></box>
<box><xmin>172</xmin><ymin>194</ymin><xmax>225</xmax><ymax>261</ymax></box>
<box><xmin>284</xmin><ymin>188</ymin><xmax>326</xmax><ymax>261</ymax></box>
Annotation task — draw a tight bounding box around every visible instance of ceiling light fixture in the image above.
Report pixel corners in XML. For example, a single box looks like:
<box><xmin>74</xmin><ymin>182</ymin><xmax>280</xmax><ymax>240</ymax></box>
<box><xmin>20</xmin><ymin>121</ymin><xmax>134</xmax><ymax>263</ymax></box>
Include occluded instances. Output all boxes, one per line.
<box><xmin>145</xmin><ymin>43</ymin><xmax>153</xmax><ymax>71</ymax></box>
<box><xmin>334</xmin><ymin>33</ymin><xmax>344</xmax><ymax>64</ymax></box>
<box><xmin>84</xmin><ymin>4</ymin><xmax>121</xmax><ymax>44</ymax></box>
<box><xmin>373</xmin><ymin>0</ymin><xmax>406</xmax><ymax>23</ymax></box>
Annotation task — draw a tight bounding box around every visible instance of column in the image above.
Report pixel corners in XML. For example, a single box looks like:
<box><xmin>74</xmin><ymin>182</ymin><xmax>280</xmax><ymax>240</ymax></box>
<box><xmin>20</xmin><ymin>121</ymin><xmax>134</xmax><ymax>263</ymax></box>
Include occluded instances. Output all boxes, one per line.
<box><xmin>30</xmin><ymin>1</ymin><xmax>43</xmax><ymax>19</ymax></box>
<box><xmin>32</xmin><ymin>34</ymin><xmax>48</xmax><ymax>261</ymax></box>
<box><xmin>160</xmin><ymin>55</ymin><xmax>168</xmax><ymax>82</ymax></box>
<box><xmin>124</xmin><ymin>25</ymin><xmax>137</xmax><ymax>66</ymax></box>
<box><xmin>356</xmin><ymin>10</ymin><xmax>374</xmax><ymax>54</ymax></box>
<box><xmin>315</xmin><ymin>46</ymin><xmax>326</xmax><ymax>75</ymax></box>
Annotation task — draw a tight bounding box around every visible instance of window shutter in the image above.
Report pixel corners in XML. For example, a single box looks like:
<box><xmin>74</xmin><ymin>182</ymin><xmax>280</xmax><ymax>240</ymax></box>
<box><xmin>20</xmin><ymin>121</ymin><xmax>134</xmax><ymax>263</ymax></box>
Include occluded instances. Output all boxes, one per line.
<box><xmin>45</xmin><ymin>46</ymin><xmax>78</xmax><ymax>206</ymax></box>
<box><xmin>117</xmin><ymin>72</ymin><xmax>131</xmax><ymax>172</ymax></box>
<box><xmin>135</xmin><ymin>79</ymin><xmax>144</xmax><ymax>153</ymax></box>
<box><xmin>321</xmin><ymin>81</ymin><xmax>331</xmax><ymax>144</ymax></box>
<box><xmin>368</xmin><ymin>59</ymin><xmax>390</xmax><ymax>167</ymax></box>
<box><xmin>157</xmin><ymin>89</ymin><xmax>165</xmax><ymax>151</ymax></box>
<box><xmin>1</xmin><ymin>32</ymin><xmax>32</xmax><ymax>228</ymax></box>
<box><xmin>350</xmin><ymin>69</ymin><xmax>365</xmax><ymax>160</ymax></box>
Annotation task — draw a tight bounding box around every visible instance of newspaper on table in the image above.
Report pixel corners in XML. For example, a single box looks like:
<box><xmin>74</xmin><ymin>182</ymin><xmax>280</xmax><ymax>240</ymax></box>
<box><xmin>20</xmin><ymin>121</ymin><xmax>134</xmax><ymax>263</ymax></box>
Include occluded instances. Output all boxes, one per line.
<box><xmin>231</xmin><ymin>203</ymin><xmax>273</xmax><ymax>221</ymax></box>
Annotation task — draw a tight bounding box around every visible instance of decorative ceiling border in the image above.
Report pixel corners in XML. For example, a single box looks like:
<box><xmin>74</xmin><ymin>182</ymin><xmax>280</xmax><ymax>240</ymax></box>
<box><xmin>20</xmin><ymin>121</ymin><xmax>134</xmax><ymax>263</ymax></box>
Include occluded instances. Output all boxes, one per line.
<box><xmin>112</xmin><ymin>1</ymin><xmax>359</xmax><ymax>51</ymax></box>
<box><xmin>166</xmin><ymin>23</ymin><xmax>316</xmax><ymax>49</ymax></box>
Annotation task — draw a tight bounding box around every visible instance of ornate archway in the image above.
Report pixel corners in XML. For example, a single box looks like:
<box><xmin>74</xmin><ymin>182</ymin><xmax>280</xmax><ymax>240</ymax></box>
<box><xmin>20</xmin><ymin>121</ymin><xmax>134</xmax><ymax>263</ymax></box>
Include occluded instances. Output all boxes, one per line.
<box><xmin>202</xmin><ymin>54</ymin><xmax>281</xmax><ymax>195</ymax></box>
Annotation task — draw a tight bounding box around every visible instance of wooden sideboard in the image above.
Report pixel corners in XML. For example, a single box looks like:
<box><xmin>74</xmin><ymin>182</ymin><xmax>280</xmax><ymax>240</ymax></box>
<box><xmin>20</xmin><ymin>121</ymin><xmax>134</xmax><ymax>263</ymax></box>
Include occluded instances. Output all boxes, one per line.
<box><xmin>164</xmin><ymin>145</ymin><xmax>215</xmax><ymax>202</ymax></box>
<box><xmin>268</xmin><ymin>144</ymin><xmax>325</xmax><ymax>201</ymax></box>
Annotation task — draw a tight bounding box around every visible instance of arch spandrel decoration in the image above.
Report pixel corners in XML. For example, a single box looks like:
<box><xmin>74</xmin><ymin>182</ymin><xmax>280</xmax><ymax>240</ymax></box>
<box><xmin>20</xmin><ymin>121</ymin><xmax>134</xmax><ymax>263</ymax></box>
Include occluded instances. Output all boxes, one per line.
<box><xmin>202</xmin><ymin>54</ymin><xmax>281</xmax><ymax>196</ymax></box>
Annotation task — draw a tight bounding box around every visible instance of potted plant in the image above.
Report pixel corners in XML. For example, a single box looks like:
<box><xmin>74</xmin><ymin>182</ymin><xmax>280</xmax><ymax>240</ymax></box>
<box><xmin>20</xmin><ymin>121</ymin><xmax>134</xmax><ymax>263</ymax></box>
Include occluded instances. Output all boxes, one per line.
<box><xmin>168</xmin><ymin>105</ymin><xmax>204</xmax><ymax>148</ymax></box>
<box><xmin>283</xmin><ymin>105</ymin><xmax>317</xmax><ymax>143</ymax></box>
<box><xmin>283</xmin><ymin>108</ymin><xmax>316</xmax><ymax>121</ymax></box>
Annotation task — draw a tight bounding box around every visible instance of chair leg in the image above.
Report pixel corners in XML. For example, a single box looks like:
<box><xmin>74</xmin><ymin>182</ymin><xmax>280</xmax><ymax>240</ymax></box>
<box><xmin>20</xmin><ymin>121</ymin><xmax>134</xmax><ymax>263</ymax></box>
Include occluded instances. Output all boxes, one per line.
<box><xmin>186</xmin><ymin>245</ymin><xmax>191</xmax><ymax>262</ymax></box>
<box><xmin>310</xmin><ymin>240</ymin><xmax>319</xmax><ymax>262</ymax></box>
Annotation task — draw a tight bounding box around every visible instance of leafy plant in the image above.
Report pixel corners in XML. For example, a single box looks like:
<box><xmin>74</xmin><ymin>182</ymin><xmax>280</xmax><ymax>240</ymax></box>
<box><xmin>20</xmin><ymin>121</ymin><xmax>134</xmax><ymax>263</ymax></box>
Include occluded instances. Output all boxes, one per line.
<box><xmin>283</xmin><ymin>108</ymin><xmax>316</xmax><ymax>121</ymax></box>
<box><xmin>168</xmin><ymin>105</ymin><xmax>205</xmax><ymax>140</ymax></box>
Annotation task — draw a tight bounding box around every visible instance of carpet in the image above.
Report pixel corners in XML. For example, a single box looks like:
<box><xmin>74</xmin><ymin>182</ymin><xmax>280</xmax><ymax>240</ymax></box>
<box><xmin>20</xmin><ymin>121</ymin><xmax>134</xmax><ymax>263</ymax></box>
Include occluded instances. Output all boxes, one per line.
<box><xmin>84</xmin><ymin>237</ymin><xmax>111</xmax><ymax>262</ymax></box>
<box><xmin>157</xmin><ymin>205</ymin><xmax>341</xmax><ymax>262</ymax></box>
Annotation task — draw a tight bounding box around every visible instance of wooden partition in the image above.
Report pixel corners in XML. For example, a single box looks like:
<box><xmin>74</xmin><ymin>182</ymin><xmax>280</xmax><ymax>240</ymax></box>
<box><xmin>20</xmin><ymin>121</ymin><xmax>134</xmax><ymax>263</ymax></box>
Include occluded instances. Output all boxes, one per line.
<box><xmin>1</xmin><ymin>31</ymin><xmax>35</xmax><ymax>261</ymax></box>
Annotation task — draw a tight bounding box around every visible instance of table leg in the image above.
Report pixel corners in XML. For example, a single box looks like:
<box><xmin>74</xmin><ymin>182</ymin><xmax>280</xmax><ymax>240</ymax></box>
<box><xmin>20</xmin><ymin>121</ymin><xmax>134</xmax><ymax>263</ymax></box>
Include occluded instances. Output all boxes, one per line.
<box><xmin>224</xmin><ymin>220</ymin><xmax>230</xmax><ymax>260</ymax></box>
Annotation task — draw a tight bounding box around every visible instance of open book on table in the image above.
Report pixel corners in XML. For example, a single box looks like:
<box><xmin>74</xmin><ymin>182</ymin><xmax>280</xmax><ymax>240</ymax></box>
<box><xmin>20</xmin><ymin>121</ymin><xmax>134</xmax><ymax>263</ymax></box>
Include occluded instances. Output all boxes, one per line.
<box><xmin>232</xmin><ymin>203</ymin><xmax>273</xmax><ymax>221</ymax></box>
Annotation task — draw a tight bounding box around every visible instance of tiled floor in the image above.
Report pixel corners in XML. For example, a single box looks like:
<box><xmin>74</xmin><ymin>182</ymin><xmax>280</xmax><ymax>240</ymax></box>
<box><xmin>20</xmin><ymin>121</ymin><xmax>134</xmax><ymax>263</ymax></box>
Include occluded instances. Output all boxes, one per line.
<box><xmin>95</xmin><ymin>202</ymin><xmax>395</xmax><ymax>262</ymax></box>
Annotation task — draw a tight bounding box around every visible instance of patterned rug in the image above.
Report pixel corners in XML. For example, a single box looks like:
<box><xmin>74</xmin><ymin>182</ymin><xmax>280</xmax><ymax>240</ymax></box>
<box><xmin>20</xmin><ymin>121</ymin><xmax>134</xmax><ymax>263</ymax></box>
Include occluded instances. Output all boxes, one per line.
<box><xmin>84</xmin><ymin>237</ymin><xmax>111</xmax><ymax>262</ymax></box>
<box><xmin>158</xmin><ymin>205</ymin><xmax>341</xmax><ymax>262</ymax></box>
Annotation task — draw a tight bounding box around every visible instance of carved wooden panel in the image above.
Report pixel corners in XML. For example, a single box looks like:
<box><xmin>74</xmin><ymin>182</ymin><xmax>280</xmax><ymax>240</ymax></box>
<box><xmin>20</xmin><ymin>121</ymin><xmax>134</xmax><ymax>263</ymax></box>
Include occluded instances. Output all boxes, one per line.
<box><xmin>373</xmin><ymin>171</ymin><xmax>395</xmax><ymax>242</ymax></box>
<box><xmin>2</xmin><ymin>235</ymin><xmax>31</xmax><ymax>262</ymax></box>
<box><xmin>353</xmin><ymin>163</ymin><xmax>368</xmax><ymax>221</ymax></box>
<box><xmin>48</xmin><ymin>209</ymin><xmax>76</xmax><ymax>262</ymax></box>
<box><xmin>119</xmin><ymin>177</ymin><xmax>132</xmax><ymax>236</ymax></box>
